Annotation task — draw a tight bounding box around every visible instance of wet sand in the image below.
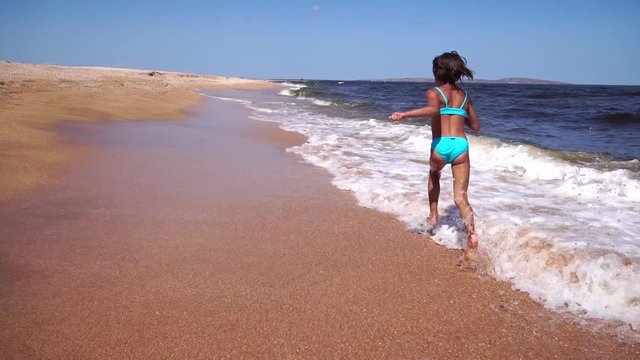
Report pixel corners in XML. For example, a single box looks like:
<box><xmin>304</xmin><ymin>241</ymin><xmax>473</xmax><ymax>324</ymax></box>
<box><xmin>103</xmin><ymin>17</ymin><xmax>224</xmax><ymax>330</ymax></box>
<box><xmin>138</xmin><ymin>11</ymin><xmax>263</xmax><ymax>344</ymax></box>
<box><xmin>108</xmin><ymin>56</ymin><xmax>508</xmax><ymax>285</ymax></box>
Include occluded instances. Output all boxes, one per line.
<box><xmin>0</xmin><ymin>62</ymin><xmax>272</xmax><ymax>201</ymax></box>
<box><xmin>0</xmin><ymin>91</ymin><xmax>637</xmax><ymax>359</ymax></box>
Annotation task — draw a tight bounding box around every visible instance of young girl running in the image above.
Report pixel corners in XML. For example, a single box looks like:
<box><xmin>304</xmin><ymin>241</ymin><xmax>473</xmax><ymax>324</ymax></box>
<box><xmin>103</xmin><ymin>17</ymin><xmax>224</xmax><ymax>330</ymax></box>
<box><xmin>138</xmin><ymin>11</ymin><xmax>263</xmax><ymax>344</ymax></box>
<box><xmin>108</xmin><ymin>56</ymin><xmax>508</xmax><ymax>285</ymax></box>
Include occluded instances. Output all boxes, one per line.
<box><xmin>389</xmin><ymin>51</ymin><xmax>481</xmax><ymax>257</ymax></box>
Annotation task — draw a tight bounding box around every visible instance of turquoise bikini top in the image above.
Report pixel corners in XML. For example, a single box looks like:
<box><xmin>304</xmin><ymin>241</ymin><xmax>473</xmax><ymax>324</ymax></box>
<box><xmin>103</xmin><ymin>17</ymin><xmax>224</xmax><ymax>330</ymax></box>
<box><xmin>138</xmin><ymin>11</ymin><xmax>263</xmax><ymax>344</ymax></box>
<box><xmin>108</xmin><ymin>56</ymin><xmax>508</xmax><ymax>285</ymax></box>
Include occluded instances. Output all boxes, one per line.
<box><xmin>434</xmin><ymin>86</ymin><xmax>468</xmax><ymax>118</ymax></box>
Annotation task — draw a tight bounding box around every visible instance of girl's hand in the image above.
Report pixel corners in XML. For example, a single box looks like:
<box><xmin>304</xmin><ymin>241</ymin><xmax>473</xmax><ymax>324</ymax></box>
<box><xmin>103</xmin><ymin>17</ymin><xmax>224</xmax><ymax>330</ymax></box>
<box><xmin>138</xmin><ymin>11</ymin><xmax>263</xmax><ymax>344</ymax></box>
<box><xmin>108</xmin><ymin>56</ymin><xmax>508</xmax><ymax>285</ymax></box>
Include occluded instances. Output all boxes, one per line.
<box><xmin>389</xmin><ymin>112</ymin><xmax>405</xmax><ymax>121</ymax></box>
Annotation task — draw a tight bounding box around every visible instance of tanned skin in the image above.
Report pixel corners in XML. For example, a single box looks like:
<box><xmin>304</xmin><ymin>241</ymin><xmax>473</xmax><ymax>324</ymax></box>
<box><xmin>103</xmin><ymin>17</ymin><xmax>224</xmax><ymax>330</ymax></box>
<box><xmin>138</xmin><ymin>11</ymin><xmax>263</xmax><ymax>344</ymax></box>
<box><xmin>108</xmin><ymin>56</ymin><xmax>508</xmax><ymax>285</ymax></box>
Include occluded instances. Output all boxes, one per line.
<box><xmin>389</xmin><ymin>82</ymin><xmax>480</xmax><ymax>258</ymax></box>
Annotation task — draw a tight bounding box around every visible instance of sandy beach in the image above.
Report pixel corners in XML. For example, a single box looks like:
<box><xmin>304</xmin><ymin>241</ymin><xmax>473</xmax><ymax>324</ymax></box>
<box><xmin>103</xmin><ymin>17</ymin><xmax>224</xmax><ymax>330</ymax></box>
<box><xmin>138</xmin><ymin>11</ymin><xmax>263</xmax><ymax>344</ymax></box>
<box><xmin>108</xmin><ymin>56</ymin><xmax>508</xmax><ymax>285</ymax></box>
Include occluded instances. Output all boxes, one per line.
<box><xmin>0</xmin><ymin>61</ymin><xmax>272</xmax><ymax>202</ymax></box>
<box><xmin>0</xmin><ymin>64</ymin><xmax>638</xmax><ymax>359</ymax></box>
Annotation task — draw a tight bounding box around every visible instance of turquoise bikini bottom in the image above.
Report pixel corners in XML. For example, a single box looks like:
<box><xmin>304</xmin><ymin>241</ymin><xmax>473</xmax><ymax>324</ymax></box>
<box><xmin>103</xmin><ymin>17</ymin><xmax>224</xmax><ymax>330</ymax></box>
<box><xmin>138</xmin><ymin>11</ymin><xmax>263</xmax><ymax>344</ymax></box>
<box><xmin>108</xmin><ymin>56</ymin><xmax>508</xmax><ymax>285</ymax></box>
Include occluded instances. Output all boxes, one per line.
<box><xmin>431</xmin><ymin>137</ymin><xmax>469</xmax><ymax>164</ymax></box>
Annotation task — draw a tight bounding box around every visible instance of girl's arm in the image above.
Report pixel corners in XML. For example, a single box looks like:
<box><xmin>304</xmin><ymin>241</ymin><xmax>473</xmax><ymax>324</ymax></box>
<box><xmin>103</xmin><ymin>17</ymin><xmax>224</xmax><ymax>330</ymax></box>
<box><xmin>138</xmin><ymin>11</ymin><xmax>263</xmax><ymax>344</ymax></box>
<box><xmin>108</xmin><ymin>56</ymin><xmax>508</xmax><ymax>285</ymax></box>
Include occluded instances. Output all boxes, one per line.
<box><xmin>465</xmin><ymin>97</ymin><xmax>481</xmax><ymax>131</ymax></box>
<box><xmin>389</xmin><ymin>89</ymin><xmax>440</xmax><ymax>121</ymax></box>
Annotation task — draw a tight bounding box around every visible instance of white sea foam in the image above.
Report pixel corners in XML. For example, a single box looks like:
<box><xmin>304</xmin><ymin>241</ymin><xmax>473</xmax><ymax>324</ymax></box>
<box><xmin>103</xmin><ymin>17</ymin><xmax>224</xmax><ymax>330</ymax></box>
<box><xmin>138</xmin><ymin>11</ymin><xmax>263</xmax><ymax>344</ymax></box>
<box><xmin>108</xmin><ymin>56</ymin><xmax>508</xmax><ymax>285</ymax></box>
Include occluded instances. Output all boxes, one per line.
<box><xmin>310</xmin><ymin>99</ymin><xmax>334</xmax><ymax>106</ymax></box>
<box><xmin>216</xmin><ymin>88</ymin><xmax>640</xmax><ymax>334</ymax></box>
<box><xmin>198</xmin><ymin>93</ymin><xmax>253</xmax><ymax>105</ymax></box>
<box><xmin>277</xmin><ymin>82</ymin><xmax>306</xmax><ymax>97</ymax></box>
<box><xmin>278</xmin><ymin>82</ymin><xmax>304</xmax><ymax>88</ymax></box>
<box><xmin>274</xmin><ymin>82</ymin><xmax>335</xmax><ymax>106</ymax></box>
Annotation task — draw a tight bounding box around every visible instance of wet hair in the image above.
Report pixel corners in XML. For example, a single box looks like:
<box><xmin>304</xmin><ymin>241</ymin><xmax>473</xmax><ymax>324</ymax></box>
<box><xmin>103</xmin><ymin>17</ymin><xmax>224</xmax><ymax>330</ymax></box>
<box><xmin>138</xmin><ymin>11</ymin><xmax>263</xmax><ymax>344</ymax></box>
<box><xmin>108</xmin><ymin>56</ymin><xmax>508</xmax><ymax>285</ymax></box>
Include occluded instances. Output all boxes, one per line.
<box><xmin>432</xmin><ymin>51</ymin><xmax>474</xmax><ymax>85</ymax></box>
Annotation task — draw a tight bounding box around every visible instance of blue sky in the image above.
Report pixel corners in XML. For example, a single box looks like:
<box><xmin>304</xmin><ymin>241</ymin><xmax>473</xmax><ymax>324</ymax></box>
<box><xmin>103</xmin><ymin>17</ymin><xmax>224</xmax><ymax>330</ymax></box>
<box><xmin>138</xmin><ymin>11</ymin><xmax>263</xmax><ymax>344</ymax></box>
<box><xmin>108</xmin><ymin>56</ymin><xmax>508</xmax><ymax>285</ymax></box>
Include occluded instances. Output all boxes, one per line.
<box><xmin>1</xmin><ymin>0</ymin><xmax>638</xmax><ymax>84</ymax></box>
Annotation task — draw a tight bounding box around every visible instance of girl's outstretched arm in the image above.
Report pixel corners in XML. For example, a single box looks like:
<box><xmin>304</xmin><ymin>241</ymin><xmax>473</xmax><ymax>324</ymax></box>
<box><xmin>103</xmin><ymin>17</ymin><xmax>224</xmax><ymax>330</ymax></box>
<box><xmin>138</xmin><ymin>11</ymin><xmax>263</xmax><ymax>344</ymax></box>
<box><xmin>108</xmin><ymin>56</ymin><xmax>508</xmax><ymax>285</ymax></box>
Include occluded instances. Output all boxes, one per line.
<box><xmin>465</xmin><ymin>97</ymin><xmax>481</xmax><ymax>131</ymax></box>
<box><xmin>389</xmin><ymin>89</ymin><xmax>440</xmax><ymax>121</ymax></box>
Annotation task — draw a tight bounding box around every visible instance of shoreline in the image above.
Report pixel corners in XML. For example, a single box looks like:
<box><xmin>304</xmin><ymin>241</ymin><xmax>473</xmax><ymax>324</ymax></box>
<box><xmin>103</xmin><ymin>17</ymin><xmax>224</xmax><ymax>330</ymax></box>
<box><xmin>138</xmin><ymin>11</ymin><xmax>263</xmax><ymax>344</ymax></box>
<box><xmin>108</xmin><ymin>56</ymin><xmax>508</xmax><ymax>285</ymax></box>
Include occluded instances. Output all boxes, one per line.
<box><xmin>0</xmin><ymin>66</ymin><xmax>638</xmax><ymax>357</ymax></box>
<box><xmin>212</xmin><ymin>87</ymin><xmax>640</xmax><ymax>340</ymax></box>
<box><xmin>0</xmin><ymin>61</ymin><xmax>273</xmax><ymax>202</ymax></box>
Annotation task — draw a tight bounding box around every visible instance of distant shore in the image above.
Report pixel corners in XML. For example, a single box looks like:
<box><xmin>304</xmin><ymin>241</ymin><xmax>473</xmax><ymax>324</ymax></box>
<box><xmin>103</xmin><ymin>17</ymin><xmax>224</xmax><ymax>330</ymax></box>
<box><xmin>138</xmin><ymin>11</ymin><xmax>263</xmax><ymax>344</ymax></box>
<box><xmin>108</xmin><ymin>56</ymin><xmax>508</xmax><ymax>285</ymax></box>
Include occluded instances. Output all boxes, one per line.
<box><xmin>271</xmin><ymin>77</ymin><xmax>570</xmax><ymax>84</ymax></box>
<box><xmin>0</xmin><ymin>61</ymin><xmax>273</xmax><ymax>201</ymax></box>
<box><xmin>373</xmin><ymin>77</ymin><xmax>569</xmax><ymax>84</ymax></box>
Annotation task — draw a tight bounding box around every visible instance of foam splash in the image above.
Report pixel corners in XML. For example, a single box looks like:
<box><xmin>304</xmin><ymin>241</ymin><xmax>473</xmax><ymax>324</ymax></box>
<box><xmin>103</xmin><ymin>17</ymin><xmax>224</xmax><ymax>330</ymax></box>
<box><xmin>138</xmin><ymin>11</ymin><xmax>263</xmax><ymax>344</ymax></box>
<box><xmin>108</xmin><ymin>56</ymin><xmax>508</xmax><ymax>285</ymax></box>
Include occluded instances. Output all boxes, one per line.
<box><xmin>276</xmin><ymin>82</ymin><xmax>334</xmax><ymax>106</ymax></box>
<box><xmin>277</xmin><ymin>82</ymin><xmax>306</xmax><ymax>97</ymax></box>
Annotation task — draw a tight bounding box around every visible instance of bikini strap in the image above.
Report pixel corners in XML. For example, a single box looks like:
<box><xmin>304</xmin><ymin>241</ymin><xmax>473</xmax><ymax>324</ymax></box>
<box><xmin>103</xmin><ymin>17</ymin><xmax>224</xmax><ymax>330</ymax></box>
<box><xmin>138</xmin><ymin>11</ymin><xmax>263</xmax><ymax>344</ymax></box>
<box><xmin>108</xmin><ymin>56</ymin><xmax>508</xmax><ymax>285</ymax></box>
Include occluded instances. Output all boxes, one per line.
<box><xmin>434</xmin><ymin>86</ymin><xmax>449</xmax><ymax>107</ymax></box>
<box><xmin>459</xmin><ymin>91</ymin><xmax>468</xmax><ymax>109</ymax></box>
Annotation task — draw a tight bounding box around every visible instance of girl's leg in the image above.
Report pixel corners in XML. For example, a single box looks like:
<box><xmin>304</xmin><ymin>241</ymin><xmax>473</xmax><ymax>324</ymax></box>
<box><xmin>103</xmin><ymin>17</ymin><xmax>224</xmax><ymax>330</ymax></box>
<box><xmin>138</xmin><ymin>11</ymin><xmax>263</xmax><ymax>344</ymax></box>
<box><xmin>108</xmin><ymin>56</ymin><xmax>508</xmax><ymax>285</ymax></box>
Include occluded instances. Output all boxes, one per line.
<box><xmin>451</xmin><ymin>152</ymin><xmax>478</xmax><ymax>252</ymax></box>
<box><xmin>428</xmin><ymin>149</ymin><xmax>446</xmax><ymax>227</ymax></box>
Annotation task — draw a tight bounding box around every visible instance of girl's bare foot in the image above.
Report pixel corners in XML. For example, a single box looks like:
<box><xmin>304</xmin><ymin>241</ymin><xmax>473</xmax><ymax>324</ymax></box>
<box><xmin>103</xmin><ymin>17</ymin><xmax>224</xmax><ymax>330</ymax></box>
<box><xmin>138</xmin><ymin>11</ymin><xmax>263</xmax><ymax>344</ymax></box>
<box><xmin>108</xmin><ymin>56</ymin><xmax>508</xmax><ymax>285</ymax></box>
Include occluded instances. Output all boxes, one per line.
<box><xmin>428</xmin><ymin>214</ymin><xmax>438</xmax><ymax>228</ymax></box>
<box><xmin>464</xmin><ymin>233</ymin><xmax>479</xmax><ymax>261</ymax></box>
<box><xmin>467</xmin><ymin>233</ymin><xmax>478</xmax><ymax>249</ymax></box>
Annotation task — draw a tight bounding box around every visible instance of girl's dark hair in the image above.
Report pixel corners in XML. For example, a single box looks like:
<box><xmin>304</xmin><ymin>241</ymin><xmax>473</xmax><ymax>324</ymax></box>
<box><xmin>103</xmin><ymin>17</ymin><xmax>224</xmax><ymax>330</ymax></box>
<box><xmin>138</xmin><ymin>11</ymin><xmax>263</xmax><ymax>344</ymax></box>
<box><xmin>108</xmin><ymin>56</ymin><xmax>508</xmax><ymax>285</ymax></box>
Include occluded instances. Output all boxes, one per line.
<box><xmin>432</xmin><ymin>51</ymin><xmax>474</xmax><ymax>84</ymax></box>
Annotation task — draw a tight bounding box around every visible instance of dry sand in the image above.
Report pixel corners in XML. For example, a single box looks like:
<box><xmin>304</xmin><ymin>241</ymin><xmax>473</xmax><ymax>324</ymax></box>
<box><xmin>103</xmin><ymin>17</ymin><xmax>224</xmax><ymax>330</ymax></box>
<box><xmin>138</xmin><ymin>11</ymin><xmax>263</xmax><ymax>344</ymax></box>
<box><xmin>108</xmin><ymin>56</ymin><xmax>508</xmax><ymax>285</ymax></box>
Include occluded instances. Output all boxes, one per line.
<box><xmin>0</xmin><ymin>61</ymin><xmax>272</xmax><ymax>201</ymax></box>
<box><xmin>0</xmin><ymin>65</ymin><xmax>638</xmax><ymax>359</ymax></box>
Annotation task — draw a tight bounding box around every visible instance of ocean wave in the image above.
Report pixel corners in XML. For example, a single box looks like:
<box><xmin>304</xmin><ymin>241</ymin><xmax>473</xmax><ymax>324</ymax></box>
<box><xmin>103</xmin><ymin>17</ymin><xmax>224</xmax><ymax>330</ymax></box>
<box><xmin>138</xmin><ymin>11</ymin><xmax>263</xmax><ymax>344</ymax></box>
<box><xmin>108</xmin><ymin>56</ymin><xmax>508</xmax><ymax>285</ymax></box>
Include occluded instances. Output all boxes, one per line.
<box><xmin>309</xmin><ymin>98</ymin><xmax>334</xmax><ymax>106</ymax></box>
<box><xmin>277</xmin><ymin>82</ymin><xmax>307</xmax><ymax>97</ymax></box>
<box><xmin>278</xmin><ymin>83</ymin><xmax>336</xmax><ymax>106</ymax></box>
<box><xmin>278</xmin><ymin>82</ymin><xmax>306</xmax><ymax>88</ymax></box>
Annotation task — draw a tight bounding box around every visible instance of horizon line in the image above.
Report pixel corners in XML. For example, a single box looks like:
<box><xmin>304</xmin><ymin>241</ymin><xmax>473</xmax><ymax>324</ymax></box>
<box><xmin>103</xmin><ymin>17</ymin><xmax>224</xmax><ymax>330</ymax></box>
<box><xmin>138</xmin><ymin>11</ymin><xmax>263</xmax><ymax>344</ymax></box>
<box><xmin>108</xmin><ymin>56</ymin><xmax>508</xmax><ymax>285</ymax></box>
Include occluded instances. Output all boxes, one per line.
<box><xmin>3</xmin><ymin>60</ymin><xmax>638</xmax><ymax>87</ymax></box>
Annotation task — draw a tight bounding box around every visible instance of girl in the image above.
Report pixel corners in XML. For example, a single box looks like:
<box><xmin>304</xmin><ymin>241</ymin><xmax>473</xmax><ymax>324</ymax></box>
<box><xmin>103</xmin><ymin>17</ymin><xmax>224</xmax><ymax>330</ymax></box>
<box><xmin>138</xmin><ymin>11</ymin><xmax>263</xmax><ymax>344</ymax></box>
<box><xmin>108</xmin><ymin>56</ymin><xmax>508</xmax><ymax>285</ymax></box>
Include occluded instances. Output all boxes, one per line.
<box><xmin>390</xmin><ymin>51</ymin><xmax>481</xmax><ymax>257</ymax></box>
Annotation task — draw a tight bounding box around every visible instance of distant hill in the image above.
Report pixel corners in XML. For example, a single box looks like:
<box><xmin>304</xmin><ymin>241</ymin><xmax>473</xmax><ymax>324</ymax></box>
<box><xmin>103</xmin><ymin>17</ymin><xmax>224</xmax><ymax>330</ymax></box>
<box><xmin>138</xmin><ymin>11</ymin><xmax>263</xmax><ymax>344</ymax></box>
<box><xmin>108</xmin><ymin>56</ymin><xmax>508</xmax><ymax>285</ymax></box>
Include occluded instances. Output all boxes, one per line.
<box><xmin>376</xmin><ymin>77</ymin><xmax>569</xmax><ymax>85</ymax></box>
<box><xmin>477</xmin><ymin>77</ymin><xmax>570</xmax><ymax>85</ymax></box>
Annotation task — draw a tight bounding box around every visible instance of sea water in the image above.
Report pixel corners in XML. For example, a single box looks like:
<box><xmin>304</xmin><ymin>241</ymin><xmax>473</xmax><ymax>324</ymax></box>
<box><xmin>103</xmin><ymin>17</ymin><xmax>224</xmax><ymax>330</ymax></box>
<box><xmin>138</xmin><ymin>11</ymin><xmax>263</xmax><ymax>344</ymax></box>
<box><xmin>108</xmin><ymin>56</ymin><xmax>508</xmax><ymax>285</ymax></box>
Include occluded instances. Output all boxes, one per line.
<box><xmin>203</xmin><ymin>80</ymin><xmax>640</xmax><ymax>335</ymax></box>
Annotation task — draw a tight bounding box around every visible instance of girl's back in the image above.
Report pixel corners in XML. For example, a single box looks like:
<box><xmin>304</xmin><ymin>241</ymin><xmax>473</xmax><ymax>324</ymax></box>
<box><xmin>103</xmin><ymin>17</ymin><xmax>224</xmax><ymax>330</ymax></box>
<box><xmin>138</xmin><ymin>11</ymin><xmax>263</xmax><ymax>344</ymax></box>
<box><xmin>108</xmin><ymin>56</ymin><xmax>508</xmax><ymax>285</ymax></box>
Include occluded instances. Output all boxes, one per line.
<box><xmin>432</xmin><ymin>84</ymin><xmax>474</xmax><ymax>138</ymax></box>
<box><xmin>388</xmin><ymin>50</ymin><xmax>480</xmax><ymax>258</ymax></box>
